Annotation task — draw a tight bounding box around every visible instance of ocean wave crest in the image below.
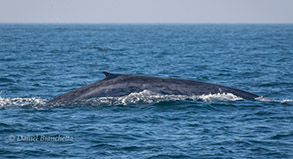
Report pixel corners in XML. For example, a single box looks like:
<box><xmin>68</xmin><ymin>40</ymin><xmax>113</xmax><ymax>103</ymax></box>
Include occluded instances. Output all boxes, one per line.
<box><xmin>0</xmin><ymin>97</ymin><xmax>47</xmax><ymax>108</ymax></box>
<box><xmin>1</xmin><ymin>90</ymin><xmax>291</xmax><ymax>107</ymax></box>
<box><xmin>255</xmin><ymin>97</ymin><xmax>293</xmax><ymax>103</ymax></box>
<box><xmin>76</xmin><ymin>90</ymin><xmax>243</xmax><ymax>106</ymax></box>
<box><xmin>0</xmin><ymin>91</ymin><xmax>244</xmax><ymax>107</ymax></box>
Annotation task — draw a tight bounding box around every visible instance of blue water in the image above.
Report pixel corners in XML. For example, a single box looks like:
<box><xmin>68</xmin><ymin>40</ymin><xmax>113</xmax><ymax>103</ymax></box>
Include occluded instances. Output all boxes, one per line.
<box><xmin>0</xmin><ymin>24</ymin><xmax>293</xmax><ymax>158</ymax></box>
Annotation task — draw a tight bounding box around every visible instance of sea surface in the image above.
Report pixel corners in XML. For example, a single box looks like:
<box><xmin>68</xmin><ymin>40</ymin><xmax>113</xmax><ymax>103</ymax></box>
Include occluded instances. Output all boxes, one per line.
<box><xmin>0</xmin><ymin>24</ymin><xmax>292</xmax><ymax>158</ymax></box>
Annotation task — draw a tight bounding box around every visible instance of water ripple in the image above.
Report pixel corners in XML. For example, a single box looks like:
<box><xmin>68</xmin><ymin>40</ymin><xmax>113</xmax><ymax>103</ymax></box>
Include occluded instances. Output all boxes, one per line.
<box><xmin>0</xmin><ymin>24</ymin><xmax>292</xmax><ymax>159</ymax></box>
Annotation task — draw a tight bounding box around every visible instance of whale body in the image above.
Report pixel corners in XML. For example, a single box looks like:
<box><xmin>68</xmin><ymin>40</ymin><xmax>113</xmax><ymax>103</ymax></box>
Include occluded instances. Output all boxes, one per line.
<box><xmin>47</xmin><ymin>72</ymin><xmax>259</xmax><ymax>105</ymax></box>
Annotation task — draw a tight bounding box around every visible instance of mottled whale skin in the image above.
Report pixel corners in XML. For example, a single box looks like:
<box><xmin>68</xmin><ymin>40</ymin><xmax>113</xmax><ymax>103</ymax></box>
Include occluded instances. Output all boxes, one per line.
<box><xmin>47</xmin><ymin>72</ymin><xmax>259</xmax><ymax>105</ymax></box>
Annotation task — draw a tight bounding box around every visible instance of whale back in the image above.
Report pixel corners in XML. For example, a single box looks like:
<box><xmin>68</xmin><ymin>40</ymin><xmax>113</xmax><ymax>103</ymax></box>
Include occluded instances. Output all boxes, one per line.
<box><xmin>47</xmin><ymin>72</ymin><xmax>259</xmax><ymax>105</ymax></box>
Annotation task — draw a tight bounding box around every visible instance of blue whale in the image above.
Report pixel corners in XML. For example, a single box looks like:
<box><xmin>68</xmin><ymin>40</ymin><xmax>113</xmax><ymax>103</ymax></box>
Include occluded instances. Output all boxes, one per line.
<box><xmin>47</xmin><ymin>72</ymin><xmax>259</xmax><ymax>105</ymax></box>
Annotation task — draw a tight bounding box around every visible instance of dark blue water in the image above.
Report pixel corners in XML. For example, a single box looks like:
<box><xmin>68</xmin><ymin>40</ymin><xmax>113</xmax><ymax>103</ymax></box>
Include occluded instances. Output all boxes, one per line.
<box><xmin>0</xmin><ymin>24</ymin><xmax>293</xmax><ymax>158</ymax></box>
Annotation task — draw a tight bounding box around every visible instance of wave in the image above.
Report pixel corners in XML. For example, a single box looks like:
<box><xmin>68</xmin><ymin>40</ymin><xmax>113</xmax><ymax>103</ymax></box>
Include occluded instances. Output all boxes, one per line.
<box><xmin>77</xmin><ymin>90</ymin><xmax>244</xmax><ymax>106</ymax></box>
<box><xmin>3</xmin><ymin>91</ymin><xmax>243</xmax><ymax>107</ymax></box>
<box><xmin>255</xmin><ymin>97</ymin><xmax>293</xmax><ymax>103</ymax></box>
<box><xmin>0</xmin><ymin>97</ymin><xmax>47</xmax><ymax>108</ymax></box>
<box><xmin>0</xmin><ymin>90</ymin><xmax>292</xmax><ymax>108</ymax></box>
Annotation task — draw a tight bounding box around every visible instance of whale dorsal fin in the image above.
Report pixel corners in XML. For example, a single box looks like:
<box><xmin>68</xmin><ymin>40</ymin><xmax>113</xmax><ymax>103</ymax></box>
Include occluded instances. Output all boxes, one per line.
<box><xmin>103</xmin><ymin>72</ymin><xmax>118</xmax><ymax>80</ymax></box>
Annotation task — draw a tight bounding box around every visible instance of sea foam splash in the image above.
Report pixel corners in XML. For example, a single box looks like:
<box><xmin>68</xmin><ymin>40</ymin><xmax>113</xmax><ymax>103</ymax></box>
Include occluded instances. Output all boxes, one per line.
<box><xmin>1</xmin><ymin>90</ymin><xmax>292</xmax><ymax>107</ymax></box>
<box><xmin>78</xmin><ymin>90</ymin><xmax>243</xmax><ymax>106</ymax></box>
<box><xmin>255</xmin><ymin>97</ymin><xmax>293</xmax><ymax>103</ymax></box>
<box><xmin>0</xmin><ymin>97</ymin><xmax>47</xmax><ymax>108</ymax></box>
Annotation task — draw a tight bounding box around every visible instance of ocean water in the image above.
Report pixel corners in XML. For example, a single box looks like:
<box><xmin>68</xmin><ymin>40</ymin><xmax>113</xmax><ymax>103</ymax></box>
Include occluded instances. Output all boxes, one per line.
<box><xmin>0</xmin><ymin>24</ymin><xmax>293</xmax><ymax>158</ymax></box>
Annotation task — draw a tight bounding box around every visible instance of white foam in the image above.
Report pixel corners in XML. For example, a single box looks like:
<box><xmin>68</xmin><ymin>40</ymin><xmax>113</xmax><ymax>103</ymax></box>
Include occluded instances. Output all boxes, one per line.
<box><xmin>255</xmin><ymin>97</ymin><xmax>293</xmax><ymax>103</ymax></box>
<box><xmin>280</xmin><ymin>99</ymin><xmax>293</xmax><ymax>103</ymax></box>
<box><xmin>81</xmin><ymin>90</ymin><xmax>243</xmax><ymax>106</ymax></box>
<box><xmin>198</xmin><ymin>93</ymin><xmax>243</xmax><ymax>102</ymax></box>
<box><xmin>255</xmin><ymin>96</ymin><xmax>275</xmax><ymax>102</ymax></box>
<box><xmin>0</xmin><ymin>97</ymin><xmax>47</xmax><ymax>108</ymax></box>
<box><xmin>2</xmin><ymin>90</ymin><xmax>290</xmax><ymax>107</ymax></box>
